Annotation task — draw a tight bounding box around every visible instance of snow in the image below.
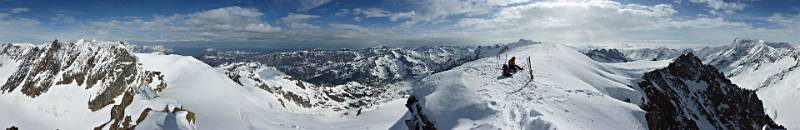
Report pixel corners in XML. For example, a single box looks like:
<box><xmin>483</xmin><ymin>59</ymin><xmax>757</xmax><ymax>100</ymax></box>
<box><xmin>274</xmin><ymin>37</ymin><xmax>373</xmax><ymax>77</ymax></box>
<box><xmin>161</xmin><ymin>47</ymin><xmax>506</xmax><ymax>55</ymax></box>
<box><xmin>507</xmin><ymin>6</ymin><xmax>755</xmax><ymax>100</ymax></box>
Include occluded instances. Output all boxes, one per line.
<box><xmin>0</xmin><ymin>84</ymin><xmax>108</xmax><ymax>130</ymax></box>
<box><xmin>395</xmin><ymin>43</ymin><xmax>669</xmax><ymax>129</ymax></box>
<box><xmin>698</xmin><ymin>39</ymin><xmax>800</xmax><ymax>129</ymax></box>
<box><xmin>136</xmin><ymin>53</ymin><xmax>408</xmax><ymax>130</ymax></box>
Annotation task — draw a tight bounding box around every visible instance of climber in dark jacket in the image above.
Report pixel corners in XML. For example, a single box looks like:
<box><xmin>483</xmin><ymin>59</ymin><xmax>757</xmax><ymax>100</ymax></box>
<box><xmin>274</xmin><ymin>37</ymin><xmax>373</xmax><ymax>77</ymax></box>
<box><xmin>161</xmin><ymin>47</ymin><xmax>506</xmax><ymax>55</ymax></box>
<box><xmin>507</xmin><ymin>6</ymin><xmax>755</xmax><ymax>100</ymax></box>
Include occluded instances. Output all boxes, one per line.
<box><xmin>508</xmin><ymin>57</ymin><xmax>524</xmax><ymax>72</ymax></box>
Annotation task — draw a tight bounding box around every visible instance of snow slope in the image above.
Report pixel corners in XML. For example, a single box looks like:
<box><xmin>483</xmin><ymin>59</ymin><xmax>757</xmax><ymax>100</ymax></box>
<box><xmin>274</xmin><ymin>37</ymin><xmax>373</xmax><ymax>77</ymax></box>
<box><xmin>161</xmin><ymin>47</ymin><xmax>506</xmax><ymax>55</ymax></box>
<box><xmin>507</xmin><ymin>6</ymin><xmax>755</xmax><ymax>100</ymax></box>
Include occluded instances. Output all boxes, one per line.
<box><xmin>136</xmin><ymin>54</ymin><xmax>408</xmax><ymax>129</ymax></box>
<box><xmin>396</xmin><ymin>43</ymin><xmax>673</xmax><ymax>129</ymax></box>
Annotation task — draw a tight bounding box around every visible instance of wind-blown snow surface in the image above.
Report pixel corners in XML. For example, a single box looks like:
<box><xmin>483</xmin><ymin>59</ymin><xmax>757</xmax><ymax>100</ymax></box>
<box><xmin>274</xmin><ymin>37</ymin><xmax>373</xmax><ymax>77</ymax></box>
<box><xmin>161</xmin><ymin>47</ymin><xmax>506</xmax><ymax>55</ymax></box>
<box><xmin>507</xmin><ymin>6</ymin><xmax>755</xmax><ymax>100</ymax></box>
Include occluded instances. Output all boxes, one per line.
<box><xmin>136</xmin><ymin>54</ymin><xmax>407</xmax><ymax>129</ymax></box>
<box><xmin>395</xmin><ymin>43</ymin><xmax>671</xmax><ymax>129</ymax></box>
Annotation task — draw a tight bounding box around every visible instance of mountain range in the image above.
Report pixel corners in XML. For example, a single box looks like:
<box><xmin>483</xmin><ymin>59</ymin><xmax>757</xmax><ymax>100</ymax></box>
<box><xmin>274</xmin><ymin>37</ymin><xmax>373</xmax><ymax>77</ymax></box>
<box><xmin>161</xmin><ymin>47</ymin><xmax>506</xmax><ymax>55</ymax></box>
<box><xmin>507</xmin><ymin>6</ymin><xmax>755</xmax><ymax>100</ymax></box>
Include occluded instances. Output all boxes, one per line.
<box><xmin>0</xmin><ymin>38</ymin><xmax>794</xmax><ymax>130</ymax></box>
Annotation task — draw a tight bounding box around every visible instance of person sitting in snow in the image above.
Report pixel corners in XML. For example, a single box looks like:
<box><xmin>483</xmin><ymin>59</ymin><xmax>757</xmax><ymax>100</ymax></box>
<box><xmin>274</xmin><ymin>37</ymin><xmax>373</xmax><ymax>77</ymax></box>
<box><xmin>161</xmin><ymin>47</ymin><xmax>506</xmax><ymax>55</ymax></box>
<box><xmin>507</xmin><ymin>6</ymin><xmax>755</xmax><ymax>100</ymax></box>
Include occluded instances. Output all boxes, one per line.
<box><xmin>508</xmin><ymin>57</ymin><xmax>524</xmax><ymax>72</ymax></box>
<box><xmin>502</xmin><ymin>57</ymin><xmax>524</xmax><ymax>77</ymax></box>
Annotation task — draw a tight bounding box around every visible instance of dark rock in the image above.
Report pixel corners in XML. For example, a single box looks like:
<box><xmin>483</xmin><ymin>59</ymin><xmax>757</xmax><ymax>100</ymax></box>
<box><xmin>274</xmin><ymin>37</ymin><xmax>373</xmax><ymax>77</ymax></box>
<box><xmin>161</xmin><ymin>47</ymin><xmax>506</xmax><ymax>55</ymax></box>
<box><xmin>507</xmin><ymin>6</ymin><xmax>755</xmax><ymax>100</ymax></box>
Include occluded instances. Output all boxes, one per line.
<box><xmin>638</xmin><ymin>53</ymin><xmax>783</xmax><ymax>130</ymax></box>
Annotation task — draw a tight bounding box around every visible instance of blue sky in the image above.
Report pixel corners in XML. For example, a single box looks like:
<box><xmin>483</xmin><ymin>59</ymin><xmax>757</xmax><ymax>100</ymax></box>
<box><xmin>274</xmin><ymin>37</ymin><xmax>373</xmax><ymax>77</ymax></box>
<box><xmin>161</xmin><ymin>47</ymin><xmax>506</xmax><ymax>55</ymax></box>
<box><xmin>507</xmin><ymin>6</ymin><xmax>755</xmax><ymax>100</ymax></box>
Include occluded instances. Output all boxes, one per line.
<box><xmin>1</xmin><ymin>0</ymin><xmax>799</xmax><ymax>48</ymax></box>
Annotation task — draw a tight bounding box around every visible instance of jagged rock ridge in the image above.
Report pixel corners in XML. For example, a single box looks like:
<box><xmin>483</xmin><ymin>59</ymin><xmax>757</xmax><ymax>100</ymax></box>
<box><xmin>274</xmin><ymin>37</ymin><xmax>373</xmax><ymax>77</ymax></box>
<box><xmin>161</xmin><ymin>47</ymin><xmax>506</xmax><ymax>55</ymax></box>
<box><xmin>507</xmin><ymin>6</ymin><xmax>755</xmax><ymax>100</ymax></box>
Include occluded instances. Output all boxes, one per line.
<box><xmin>582</xmin><ymin>48</ymin><xmax>631</xmax><ymax>62</ymax></box>
<box><xmin>637</xmin><ymin>53</ymin><xmax>782</xmax><ymax>129</ymax></box>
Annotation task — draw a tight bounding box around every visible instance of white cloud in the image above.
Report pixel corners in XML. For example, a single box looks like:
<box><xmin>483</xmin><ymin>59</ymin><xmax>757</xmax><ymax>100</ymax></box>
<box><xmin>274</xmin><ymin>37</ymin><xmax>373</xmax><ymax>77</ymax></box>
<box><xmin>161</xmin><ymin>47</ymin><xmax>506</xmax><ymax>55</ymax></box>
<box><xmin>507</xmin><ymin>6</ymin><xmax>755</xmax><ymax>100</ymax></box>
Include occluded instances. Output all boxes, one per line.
<box><xmin>353</xmin><ymin>8</ymin><xmax>392</xmax><ymax>17</ymax></box>
<box><xmin>352</xmin><ymin>8</ymin><xmax>417</xmax><ymax>22</ymax></box>
<box><xmin>688</xmin><ymin>0</ymin><xmax>747</xmax><ymax>14</ymax></box>
<box><xmin>279</xmin><ymin>13</ymin><xmax>320</xmax><ymax>29</ymax></box>
<box><xmin>443</xmin><ymin>0</ymin><xmax>765</xmax><ymax>45</ymax></box>
<box><xmin>0</xmin><ymin>10</ymin><xmax>45</xmax><ymax>42</ymax></box>
<box><xmin>280</xmin><ymin>13</ymin><xmax>319</xmax><ymax>23</ymax></box>
<box><xmin>328</xmin><ymin>23</ymin><xmax>371</xmax><ymax>38</ymax></box>
<box><xmin>298</xmin><ymin>0</ymin><xmax>332</xmax><ymax>12</ymax></box>
<box><xmin>768</xmin><ymin>13</ymin><xmax>800</xmax><ymax>32</ymax></box>
<box><xmin>10</xmin><ymin>7</ymin><xmax>29</xmax><ymax>14</ymax></box>
<box><xmin>84</xmin><ymin>6</ymin><xmax>279</xmax><ymax>41</ymax></box>
<box><xmin>334</xmin><ymin>9</ymin><xmax>350</xmax><ymax>17</ymax></box>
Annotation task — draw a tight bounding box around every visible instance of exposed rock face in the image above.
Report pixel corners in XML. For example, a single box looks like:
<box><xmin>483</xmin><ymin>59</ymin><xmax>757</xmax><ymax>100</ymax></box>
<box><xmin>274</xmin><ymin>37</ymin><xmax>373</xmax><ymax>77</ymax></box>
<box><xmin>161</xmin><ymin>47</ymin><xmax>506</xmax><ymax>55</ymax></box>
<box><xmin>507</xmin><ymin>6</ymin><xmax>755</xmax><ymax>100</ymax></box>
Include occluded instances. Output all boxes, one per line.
<box><xmin>0</xmin><ymin>40</ymin><xmax>191</xmax><ymax>129</ymax></box>
<box><xmin>0</xmin><ymin>40</ymin><xmax>167</xmax><ymax>111</ymax></box>
<box><xmin>403</xmin><ymin>96</ymin><xmax>435</xmax><ymax>130</ymax></box>
<box><xmin>582</xmin><ymin>48</ymin><xmax>631</xmax><ymax>63</ymax></box>
<box><xmin>637</xmin><ymin>53</ymin><xmax>783</xmax><ymax>130</ymax></box>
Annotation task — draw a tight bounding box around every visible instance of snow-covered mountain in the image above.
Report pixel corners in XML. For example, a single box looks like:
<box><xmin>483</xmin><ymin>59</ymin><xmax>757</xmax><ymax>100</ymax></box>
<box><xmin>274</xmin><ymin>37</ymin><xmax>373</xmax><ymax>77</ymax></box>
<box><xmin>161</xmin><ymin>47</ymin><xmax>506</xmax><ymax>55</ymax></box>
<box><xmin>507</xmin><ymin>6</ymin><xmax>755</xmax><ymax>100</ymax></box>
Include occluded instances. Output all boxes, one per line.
<box><xmin>397</xmin><ymin>43</ymin><xmax>667</xmax><ymax>129</ymax></box>
<box><xmin>581</xmin><ymin>38</ymin><xmax>800</xmax><ymax>129</ymax></box>
<box><xmin>620</xmin><ymin>47</ymin><xmax>693</xmax><ymax>61</ymax></box>
<box><xmin>0</xmin><ymin>40</ymin><xmax>194</xmax><ymax>129</ymax></box>
<box><xmin>637</xmin><ymin>53</ymin><xmax>781</xmax><ymax>129</ymax></box>
<box><xmin>582</xmin><ymin>48</ymin><xmax>632</xmax><ymax>62</ymax></box>
<box><xmin>582</xmin><ymin>47</ymin><xmax>715</xmax><ymax>63</ymax></box>
<box><xmin>206</xmin><ymin>39</ymin><xmax>537</xmax><ymax>113</ymax></box>
<box><xmin>700</xmin><ymin>39</ymin><xmax>800</xmax><ymax>129</ymax></box>
<box><xmin>395</xmin><ymin>43</ymin><xmax>783</xmax><ymax>129</ymax></box>
<box><xmin>0</xmin><ymin>40</ymin><xmax>409</xmax><ymax>130</ymax></box>
<box><xmin>204</xmin><ymin>41</ymin><xmax>534</xmax><ymax>87</ymax></box>
<box><xmin>216</xmin><ymin>62</ymin><xmax>408</xmax><ymax>115</ymax></box>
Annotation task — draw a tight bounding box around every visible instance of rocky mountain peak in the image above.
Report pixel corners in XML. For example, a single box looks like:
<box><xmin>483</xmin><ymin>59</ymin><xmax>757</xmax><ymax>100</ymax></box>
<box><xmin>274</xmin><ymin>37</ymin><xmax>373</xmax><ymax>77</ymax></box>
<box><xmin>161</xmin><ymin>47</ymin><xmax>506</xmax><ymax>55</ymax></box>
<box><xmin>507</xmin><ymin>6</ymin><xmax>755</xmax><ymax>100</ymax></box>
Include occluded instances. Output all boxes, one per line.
<box><xmin>583</xmin><ymin>48</ymin><xmax>631</xmax><ymax>63</ymax></box>
<box><xmin>664</xmin><ymin>52</ymin><xmax>721</xmax><ymax>79</ymax></box>
<box><xmin>637</xmin><ymin>52</ymin><xmax>783</xmax><ymax>130</ymax></box>
<box><xmin>0</xmin><ymin>40</ymin><xmax>168</xmax><ymax>109</ymax></box>
<box><xmin>732</xmin><ymin>39</ymin><xmax>793</xmax><ymax>49</ymax></box>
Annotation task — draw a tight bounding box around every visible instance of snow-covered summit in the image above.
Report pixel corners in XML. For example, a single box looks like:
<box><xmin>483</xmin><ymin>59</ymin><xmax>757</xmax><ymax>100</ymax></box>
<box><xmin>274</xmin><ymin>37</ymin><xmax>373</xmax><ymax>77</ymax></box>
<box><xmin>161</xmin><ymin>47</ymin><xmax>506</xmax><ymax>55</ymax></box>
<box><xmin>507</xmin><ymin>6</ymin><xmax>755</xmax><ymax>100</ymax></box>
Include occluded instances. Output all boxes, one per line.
<box><xmin>397</xmin><ymin>43</ymin><xmax>667</xmax><ymax>129</ymax></box>
<box><xmin>700</xmin><ymin>39</ymin><xmax>800</xmax><ymax>129</ymax></box>
<box><xmin>705</xmin><ymin>38</ymin><xmax>797</xmax><ymax>81</ymax></box>
<box><xmin>396</xmin><ymin>42</ymin><xmax>785</xmax><ymax>130</ymax></box>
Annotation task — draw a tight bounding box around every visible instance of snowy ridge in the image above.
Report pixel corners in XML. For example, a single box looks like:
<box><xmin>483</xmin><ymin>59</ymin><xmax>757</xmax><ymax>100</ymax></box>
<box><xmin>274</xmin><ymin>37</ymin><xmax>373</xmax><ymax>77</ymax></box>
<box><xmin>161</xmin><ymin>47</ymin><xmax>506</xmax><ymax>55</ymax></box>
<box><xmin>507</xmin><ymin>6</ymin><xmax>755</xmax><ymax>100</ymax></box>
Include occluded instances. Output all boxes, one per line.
<box><xmin>581</xmin><ymin>48</ymin><xmax>632</xmax><ymax>63</ymax></box>
<box><xmin>396</xmin><ymin>43</ymin><xmax>671</xmax><ymax>129</ymax></box>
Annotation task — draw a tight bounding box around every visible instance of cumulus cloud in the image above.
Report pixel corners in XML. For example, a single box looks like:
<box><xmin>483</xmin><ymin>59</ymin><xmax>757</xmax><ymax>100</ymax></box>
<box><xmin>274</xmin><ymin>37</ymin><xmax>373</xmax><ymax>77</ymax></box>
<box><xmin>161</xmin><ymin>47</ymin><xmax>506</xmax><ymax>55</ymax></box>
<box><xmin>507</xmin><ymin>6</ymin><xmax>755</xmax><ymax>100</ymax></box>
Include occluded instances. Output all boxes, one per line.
<box><xmin>688</xmin><ymin>0</ymin><xmax>747</xmax><ymax>15</ymax></box>
<box><xmin>439</xmin><ymin>0</ymin><xmax>770</xmax><ymax>45</ymax></box>
<box><xmin>352</xmin><ymin>8</ymin><xmax>416</xmax><ymax>22</ymax></box>
<box><xmin>84</xmin><ymin>6</ymin><xmax>279</xmax><ymax>41</ymax></box>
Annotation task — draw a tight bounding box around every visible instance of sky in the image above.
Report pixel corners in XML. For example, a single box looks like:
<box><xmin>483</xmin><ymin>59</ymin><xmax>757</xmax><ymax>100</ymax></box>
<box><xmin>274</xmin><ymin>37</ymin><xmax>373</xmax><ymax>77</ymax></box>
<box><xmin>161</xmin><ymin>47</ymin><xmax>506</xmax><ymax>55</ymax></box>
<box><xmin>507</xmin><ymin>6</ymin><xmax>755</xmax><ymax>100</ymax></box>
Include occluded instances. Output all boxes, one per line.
<box><xmin>0</xmin><ymin>0</ymin><xmax>799</xmax><ymax>48</ymax></box>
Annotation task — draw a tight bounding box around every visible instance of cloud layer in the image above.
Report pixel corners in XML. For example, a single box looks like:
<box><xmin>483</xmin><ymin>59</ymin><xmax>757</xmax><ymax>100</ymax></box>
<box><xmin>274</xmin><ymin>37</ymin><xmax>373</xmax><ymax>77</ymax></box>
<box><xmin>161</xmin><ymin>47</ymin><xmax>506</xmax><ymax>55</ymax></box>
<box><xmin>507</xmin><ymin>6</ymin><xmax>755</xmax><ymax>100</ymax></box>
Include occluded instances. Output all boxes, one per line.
<box><xmin>0</xmin><ymin>0</ymin><xmax>798</xmax><ymax>47</ymax></box>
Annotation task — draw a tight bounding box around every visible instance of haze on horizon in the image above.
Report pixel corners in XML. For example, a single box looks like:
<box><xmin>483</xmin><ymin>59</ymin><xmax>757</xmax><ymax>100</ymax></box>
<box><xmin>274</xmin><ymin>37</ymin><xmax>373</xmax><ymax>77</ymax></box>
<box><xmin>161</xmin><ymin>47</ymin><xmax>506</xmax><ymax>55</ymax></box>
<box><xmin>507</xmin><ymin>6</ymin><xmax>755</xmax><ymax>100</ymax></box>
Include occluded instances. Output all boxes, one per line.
<box><xmin>1</xmin><ymin>0</ymin><xmax>799</xmax><ymax>48</ymax></box>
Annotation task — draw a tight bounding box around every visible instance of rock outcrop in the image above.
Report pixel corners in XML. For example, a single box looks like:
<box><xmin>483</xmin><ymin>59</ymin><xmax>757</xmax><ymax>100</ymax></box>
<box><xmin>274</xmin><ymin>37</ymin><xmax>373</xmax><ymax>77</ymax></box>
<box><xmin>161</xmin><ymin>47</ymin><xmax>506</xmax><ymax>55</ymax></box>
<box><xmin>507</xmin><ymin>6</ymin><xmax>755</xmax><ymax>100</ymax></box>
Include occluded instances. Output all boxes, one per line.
<box><xmin>638</xmin><ymin>53</ymin><xmax>783</xmax><ymax>129</ymax></box>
